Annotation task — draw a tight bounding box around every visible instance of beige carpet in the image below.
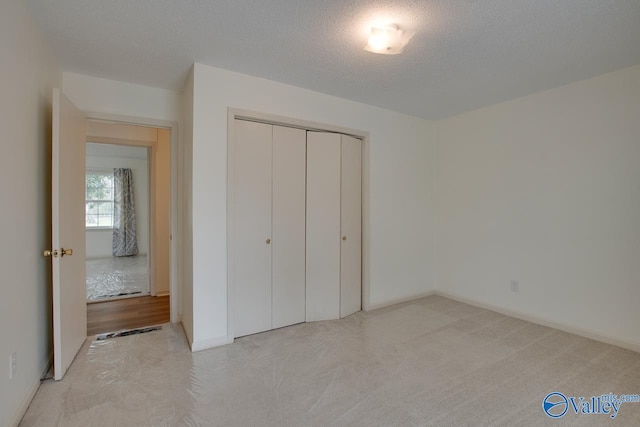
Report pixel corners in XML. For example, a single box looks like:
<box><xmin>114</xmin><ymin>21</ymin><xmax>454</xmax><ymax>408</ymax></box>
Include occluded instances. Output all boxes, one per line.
<box><xmin>21</xmin><ymin>296</ymin><xmax>640</xmax><ymax>426</ymax></box>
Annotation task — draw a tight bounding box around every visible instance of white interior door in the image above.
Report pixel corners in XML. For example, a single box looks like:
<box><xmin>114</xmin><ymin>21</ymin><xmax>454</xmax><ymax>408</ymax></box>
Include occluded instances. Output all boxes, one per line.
<box><xmin>51</xmin><ymin>89</ymin><xmax>87</xmax><ymax>380</ymax></box>
<box><xmin>306</xmin><ymin>132</ymin><xmax>341</xmax><ymax>322</ymax></box>
<box><xmin>340</xmin><ymin>135</ymin><xmax>362</xmax><ymax>318</ymax></box>
<box><xmin>272</xmin><ymin>126</ymin><xmax>307</xmax><ymax>329</ymax></box>
<box><xmin>233</xmin><ymin>120</ymin><xmax>272</xmax><ymax>337</ymax></box>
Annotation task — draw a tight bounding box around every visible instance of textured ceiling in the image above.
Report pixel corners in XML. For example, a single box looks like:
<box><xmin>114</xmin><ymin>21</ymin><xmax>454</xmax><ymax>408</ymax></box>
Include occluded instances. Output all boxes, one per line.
<box><xmin>26</xmin><ymin>0</ymin><xmax>640</xmax><ymax>120</ymax></box>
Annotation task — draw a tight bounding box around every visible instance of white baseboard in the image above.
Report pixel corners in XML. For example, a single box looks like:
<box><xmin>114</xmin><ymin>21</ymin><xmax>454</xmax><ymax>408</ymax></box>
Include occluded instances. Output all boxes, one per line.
<box><xmin>364</xmin><ymin>290</ymin><xmax>436</xmax><ymax>312</ymax></box>
<box><xmin>435</xmin><ymin>290</ymin><xmax>640</xmax><ymax>354</ymax></box>
<box><xmin>185</xmin><ymin>290</ymin><xmax>639</xmax><ymax>355</ymax></box>
<box><xmin>9</xmin><ymin>355</ymin><xmax>51</xmax><ymax>427</ymax></box>
<box><xmin>190</xmin><ymin>335</ymin><xmax>234</xmax><ymax>352</ymax></box>
<box><xmin>156</xmin><ymin>290</ymin><xmax>170</xmax><ymax>297</ymax></box>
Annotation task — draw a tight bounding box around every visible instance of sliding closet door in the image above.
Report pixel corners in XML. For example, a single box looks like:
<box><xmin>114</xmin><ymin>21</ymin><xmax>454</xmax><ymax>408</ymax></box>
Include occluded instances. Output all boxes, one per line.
<box><xmin>306</xmin><ymin>132</ymin><xmax>341</xmax><ymax>321</ymax></box>
<box><xmin>233</xmin><ymin>120</ymin><xmax>273</xmax><ymax>337</ymax></box>
<box><xmin>272</xmin><ymin>126</ymin><xmax>306</xmax><ymax>329</ymax></box>
<box><xmin>340</xmin><ymin>135</ymin><xmax>362</xmax><ymax>317</ymax></box>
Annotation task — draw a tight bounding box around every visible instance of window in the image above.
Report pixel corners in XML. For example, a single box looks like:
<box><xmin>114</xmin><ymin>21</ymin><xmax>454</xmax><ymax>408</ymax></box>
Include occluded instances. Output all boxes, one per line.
<box><xmin>86</xmin><ymin>171</ymin><xmax>115</xmax><ymax>228</ymax></box>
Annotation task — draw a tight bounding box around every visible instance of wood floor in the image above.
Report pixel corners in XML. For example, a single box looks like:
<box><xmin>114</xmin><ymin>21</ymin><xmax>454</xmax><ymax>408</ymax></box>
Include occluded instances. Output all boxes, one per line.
<box><xmin>87</xmin><ymin>295</ymin><xmax>170</xmax><ymax>336</ymax></box>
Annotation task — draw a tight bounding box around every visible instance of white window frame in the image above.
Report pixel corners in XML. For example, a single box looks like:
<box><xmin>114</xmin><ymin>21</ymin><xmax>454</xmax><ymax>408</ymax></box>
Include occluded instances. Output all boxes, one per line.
<box><xmin>85</xmin><ymin>168</ymin><xmax>115</xmax><ymax>230</ymax></box>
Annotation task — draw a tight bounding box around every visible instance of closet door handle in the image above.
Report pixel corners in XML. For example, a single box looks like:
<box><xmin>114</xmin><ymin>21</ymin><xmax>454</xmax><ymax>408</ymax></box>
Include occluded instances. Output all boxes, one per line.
<box><xmin>266</xmin><ymin>238</ymin><xmax>271</xmax><ymax>244</ymax></box>
<box><xmin>342</xmin><ymin>236</ymin><xmax>347</xmax><ymax>241</ymax></box>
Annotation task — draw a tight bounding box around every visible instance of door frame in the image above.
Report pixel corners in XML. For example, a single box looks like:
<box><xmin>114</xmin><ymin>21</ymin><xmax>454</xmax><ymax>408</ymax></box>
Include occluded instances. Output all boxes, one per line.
<box><xmin>226</xmin><ymin>108</ymin><xmax>371</xmax><ymax>341</ymax></box>
<box><xmin>84</xmin><ymin>111</ymin><xmax>180</xmax><ymax>323</ymax></box>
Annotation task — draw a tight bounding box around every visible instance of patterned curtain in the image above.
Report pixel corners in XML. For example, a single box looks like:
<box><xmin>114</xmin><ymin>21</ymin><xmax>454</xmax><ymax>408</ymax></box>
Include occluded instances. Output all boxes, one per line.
<box><xmin>112</xmin><ymin>168</ymin><xmax>138</xmax><ymax>257</ymax></box>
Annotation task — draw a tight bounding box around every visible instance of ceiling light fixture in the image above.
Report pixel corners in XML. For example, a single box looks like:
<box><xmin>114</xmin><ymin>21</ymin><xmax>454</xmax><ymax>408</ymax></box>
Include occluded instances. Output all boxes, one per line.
<box><xmin>365</xmin><ymin>24</ymin><xmax>414</xmax><ymax>55</ymax></box>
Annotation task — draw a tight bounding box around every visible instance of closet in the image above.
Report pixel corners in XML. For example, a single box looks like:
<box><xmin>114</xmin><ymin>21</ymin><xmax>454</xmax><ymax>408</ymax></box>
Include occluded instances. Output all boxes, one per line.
<box><xmin>232</xmin><ymin>119</ymin><xmax>361</xmax><ymax>338</ymax></box>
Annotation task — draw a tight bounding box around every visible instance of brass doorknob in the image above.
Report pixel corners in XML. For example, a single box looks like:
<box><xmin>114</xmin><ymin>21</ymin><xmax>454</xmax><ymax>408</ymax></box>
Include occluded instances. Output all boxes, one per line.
<box><xmin>266</xmin><ymin>239</ymin><xmax>271</xmax><ymax>244</ymax></box>
<box><xmin>60</xmin><ymin>248</ymin><xmax>73</xmax><ymax>257</ymax></box>
<box><xmin>342</xmin><ymin>236</ymin><xmax>347</xmax><ymax>241</ymax></box>
<box><xmin>43</xmin><ymin>249</ymin><xmax>58</xmax><ymax>258</ymax></box>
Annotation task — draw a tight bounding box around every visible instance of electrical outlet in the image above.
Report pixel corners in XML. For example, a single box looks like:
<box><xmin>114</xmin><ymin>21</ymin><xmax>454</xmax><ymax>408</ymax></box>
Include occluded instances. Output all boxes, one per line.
<box><xmin>510</xmin><ymin>280</ymin><xmax>520</xmax><ymax>293</ymax></box>
<box><xmin>9</xmin><ymin>352</ymin><xmax>16</xmax><ymax>379</ymax></box>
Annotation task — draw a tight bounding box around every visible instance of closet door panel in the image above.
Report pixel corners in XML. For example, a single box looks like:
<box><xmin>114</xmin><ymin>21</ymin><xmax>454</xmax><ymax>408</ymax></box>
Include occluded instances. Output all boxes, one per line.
<box><xmin>233</xmin><ymin>120</ymin><xmax>273</xmax><ymax>337</ymax></box>
<box><xmin>272</xmin><ymin>126</ymin><xmax>307</xmax><ymax>329</ymax></box>
<box><xmin>340</xmin><ymin>135</ymin><xmax>362</xmax><ymax>318</ymax></box>
<box><xmin>306</xmin><ymin>132</ymin><xmax>341</xmax><ymax>321</ymax></box>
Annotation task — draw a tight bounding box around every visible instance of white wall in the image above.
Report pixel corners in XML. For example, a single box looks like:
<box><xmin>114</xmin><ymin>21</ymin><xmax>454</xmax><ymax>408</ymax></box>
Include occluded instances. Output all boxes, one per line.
<box><xmin>63</xmin><ymin>73</ymin><xmax>181</xmax><ymax>122</ymax></box>
<box><xmin>85</xmin><ymin>144</ymin><xmax>149</xmax><ymax>258</ymax></box>
<box><xmin>0</xmin><ymin>1</ymin><xmax>61</xmax><ymax>426</ymax></box>
<box><xmin>189</xmin><ymin>64</ymin><xmax>435</xmax><ymax>348</ymax></box>
<box><xmin>59</xmin><ymin>55</ymin><xmax>640</xmax><ymax>361</ymax></box>
<box><xmin>434</xmin><ymin>64</ymin><xmax>640</xmax><ymax>350</ymax></box>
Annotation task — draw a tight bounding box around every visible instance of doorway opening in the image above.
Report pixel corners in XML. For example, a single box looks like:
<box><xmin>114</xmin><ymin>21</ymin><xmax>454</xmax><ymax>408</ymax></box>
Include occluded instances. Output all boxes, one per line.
<box><xmin>84</xmin><ymin>121</ymin><xmax>171</xmax><ymax>335</ymax></box>
<box><xmin>85</xmin><ymin>143</ymin><xmax>150</xmax><ymax>301</ymax></box>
